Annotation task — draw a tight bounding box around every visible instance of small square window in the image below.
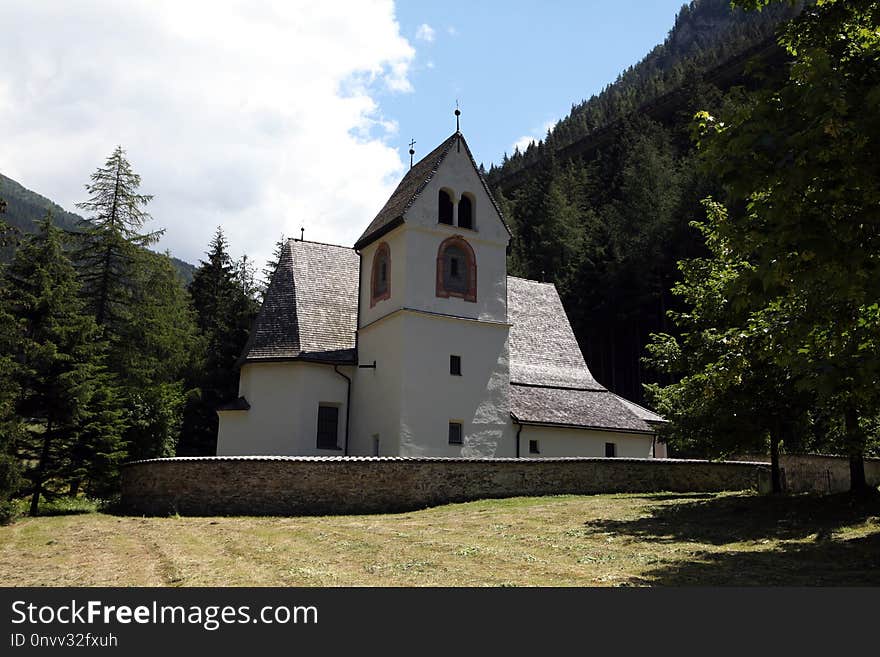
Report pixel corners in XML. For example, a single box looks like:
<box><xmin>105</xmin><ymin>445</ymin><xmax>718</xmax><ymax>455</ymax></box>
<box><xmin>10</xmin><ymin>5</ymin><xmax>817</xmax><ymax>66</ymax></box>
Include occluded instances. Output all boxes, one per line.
<box><xmin>450</xmin><ymin>355</ymin><xmax>461</xmax><ymax>376</ymax></box>
<box><xmin>605</xmin><ymin>442</ymin><xmax>617</xmax><ymax>458</ymax></box>
<box><xmin>448</xmin><ymin>422</ymin><xmax>463</xmax><ymax>445</ymax></box>
<box><xmin>529</xmin><ymin>439</ymin><xmax>540</xmax><ymax>454</ymax></box>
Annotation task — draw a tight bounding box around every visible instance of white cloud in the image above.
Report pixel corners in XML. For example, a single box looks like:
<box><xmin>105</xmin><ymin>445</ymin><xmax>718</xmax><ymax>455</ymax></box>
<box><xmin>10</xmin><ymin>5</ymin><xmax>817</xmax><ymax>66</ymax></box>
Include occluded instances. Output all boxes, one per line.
<box><xmin>0</xmin><ymin>0</ymin><xmax>416</xmax><ymax>269</ymax></box>
<box><xmin>415</xmin><ymin>23</ymin><xmax>435</xmax><ymax>43</ymax></box>
<box><xmin>511</xmin><ymin>121</ymin><xmax>556</xmax><ymax>154</ymax></box>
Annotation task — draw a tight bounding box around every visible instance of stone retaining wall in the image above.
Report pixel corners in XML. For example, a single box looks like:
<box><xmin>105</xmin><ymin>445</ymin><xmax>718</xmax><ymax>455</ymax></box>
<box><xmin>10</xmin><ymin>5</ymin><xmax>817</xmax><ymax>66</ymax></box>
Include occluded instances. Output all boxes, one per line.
<box><xmin>121</xmin><ymin>456</ymin><xmax>770</xmax><ymax>516</ymax></box>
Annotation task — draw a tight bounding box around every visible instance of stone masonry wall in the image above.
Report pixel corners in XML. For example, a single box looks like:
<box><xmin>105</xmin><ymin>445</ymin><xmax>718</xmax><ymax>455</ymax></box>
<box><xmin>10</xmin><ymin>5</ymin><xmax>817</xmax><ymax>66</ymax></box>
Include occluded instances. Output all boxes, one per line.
<box><xmin>734</xmin><ymin>454</ymin><xmax>880</xmax><ymax>493</ymax></box>
<box><xmin>121</xmin><ymin>456</ymin><xmax>769</xmax><ymax>516</ymax></box>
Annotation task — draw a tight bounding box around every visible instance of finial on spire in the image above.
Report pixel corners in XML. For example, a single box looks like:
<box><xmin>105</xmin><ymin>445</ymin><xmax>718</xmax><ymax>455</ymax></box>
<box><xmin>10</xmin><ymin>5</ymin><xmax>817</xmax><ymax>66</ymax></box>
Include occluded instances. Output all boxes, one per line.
<box><xmin>300</xmin><ymin>226</ymin><xmax>304</xmax><ymax>242</ymax></box>
<box><xmin>454</xmin><ymin>99</ymin><xmax>461</xmax><ymax>133</ymax></box>
<box><xmin>408</xmin><ymin>138</ymin><xmax>416</xmax><ymax>169</ymax></box>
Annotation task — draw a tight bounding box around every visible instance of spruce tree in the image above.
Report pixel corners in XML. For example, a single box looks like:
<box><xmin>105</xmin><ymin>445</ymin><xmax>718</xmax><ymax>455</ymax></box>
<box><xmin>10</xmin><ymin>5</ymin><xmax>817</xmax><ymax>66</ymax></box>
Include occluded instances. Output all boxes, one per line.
<box><xmin>121</xmin><ymin>251</ymin><xmax>202</xmax><ymax>461</ymax></box>
<box><xmin>0</xmin><ymin>200</ymin><xmax>22</xmax><ymax>521</ymax></box>
<box><xmin>5</xmin><ymin>216</ymin><xmax>123</xmax><ymax>514</ymax></box>
<box><xmin>260</xmin><ymin>234</ymin><xmax>286</xmax><ymax>299</ymax></box>
<box><xmin>180</xmin><ymin>228</ymin><xmax>258</xmax><ymax>455</ymax></box>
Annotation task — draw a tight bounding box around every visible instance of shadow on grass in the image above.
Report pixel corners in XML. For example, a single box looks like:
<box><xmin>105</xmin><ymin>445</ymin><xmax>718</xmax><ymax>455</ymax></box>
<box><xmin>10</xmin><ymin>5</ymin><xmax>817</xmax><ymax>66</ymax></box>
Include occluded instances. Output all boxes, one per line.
<box><xmin>582</xmin><ymin>492</ymin><xmax>880</xmax><ymax>546</ymax></box>
<box><xmin>628</xmin><ymin>532</ymin><xmax>880</xmax><ymax>586</ymax></box>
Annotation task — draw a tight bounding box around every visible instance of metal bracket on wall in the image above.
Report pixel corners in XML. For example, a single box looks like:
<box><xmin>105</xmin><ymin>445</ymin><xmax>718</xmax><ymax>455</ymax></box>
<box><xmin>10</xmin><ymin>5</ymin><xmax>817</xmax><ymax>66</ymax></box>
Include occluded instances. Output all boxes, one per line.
<box><xmin>358</xmin><ymin>361</ymin><xmax>377</xmax><ymax>369</ymax></box>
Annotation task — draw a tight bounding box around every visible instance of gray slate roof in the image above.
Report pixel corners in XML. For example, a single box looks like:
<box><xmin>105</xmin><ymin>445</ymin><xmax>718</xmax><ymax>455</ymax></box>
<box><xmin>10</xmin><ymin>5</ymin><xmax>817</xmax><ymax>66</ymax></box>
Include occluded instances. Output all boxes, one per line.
<box><xmin>238</xmin><ymin>239</ymin><xmax>358</xmax><ymax>364</ymax></box>
<box><xmin>507</xmin><ymin>276</ymin><xmax>603</xmax><ymax>389</ymax></box>
<box><xmin>614</xmin><ymin>394</ymin><xmax>668</xmax><ymax>425</ymax></box>
<box><xmin>354</xmin><ymin>131</ymin><xmax>510</xmax><ymax>250</ymax></box>
<box><xmin>509</xmin><ymin>385</ymin><xmax>654</xmax><ymax>433</ymax></box>
<box><xmin>506</xmin><ymin>276</ymin><xmax>662</xmax><ymax>433</ymax></box>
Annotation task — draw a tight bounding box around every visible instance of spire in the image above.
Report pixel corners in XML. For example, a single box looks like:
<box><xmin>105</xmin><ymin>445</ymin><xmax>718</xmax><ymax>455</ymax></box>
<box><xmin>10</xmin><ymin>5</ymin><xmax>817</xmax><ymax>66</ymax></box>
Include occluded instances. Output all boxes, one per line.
<box><xmin>300</xmin><ymin>226</ymin><xmax>304</xmax><ymax>242</ymax></box>
<box><xmin>408</xmin><ymin>138</ymin><xmax>416</xmax><ymax>169</ymax></box>
<box><xmin>455</xmin><ymin>100</ymin><xmax>461</xmax><ymax>152</ymax></box>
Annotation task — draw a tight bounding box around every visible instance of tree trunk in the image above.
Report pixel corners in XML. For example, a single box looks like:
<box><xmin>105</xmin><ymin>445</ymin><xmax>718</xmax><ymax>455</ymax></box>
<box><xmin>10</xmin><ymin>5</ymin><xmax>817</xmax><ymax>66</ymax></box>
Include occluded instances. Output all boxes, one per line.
<box><xmin>29</xmin><ymin>422</ymin><xmax>52</xmax><ymax>517</ymax></box>
<box><xmin>770</xmin><ymin>431</ymin><xmax>782</xmax><ymax>495</ymax></box>
<box><xmin>844</xmin><ymin>407</ymin><xmax>868</xmax><ymax>493</ymax></box>
<box><xmin>68</xmin><ymin>479</ymin><xmax>81</xmax><ymax>498</ymax></box>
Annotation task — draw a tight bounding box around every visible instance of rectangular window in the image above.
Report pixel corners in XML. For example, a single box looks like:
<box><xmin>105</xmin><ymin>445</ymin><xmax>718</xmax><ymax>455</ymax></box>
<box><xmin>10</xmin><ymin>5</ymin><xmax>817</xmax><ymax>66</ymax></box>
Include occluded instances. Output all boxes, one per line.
<box><xmin>450</xmin><ymin>355</ymin><xmax>461</xmax><ymax>376</ymax></box>
<box><xmin>605</xmin><ymin>442</ymin><xmax>617</xmax><ymax>458</ymax></box>
<box><xmin>316</xmin><ymin>405</ymin><xmax>339</xmax><ymax>450</ymax></box>
<box><xmin>529</xmin><ymin>439</ymin><xmax>540</xmax><ymax>454</ymax></box>
<box><xmin>448</xmin><ymin>422</ymin><xmax>463</xmax><ymax>445</ymax></box>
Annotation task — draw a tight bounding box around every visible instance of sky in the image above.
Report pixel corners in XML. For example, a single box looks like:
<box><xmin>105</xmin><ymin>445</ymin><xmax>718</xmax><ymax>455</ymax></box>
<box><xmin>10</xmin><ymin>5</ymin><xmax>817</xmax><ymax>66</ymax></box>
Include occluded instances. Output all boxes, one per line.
<box><xmin>0</xmin><ymin>0</ymin><xmax>688</xmax><ymax>270</ymax></box>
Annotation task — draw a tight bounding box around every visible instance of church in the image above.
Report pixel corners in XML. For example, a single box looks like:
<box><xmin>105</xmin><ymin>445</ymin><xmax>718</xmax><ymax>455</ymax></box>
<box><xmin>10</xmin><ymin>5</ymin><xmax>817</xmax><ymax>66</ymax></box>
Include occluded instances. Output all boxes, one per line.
<box><xmin>216</xmin><ymin>129</ymin><xmax>667</xmax><ymax>459</ymax></box>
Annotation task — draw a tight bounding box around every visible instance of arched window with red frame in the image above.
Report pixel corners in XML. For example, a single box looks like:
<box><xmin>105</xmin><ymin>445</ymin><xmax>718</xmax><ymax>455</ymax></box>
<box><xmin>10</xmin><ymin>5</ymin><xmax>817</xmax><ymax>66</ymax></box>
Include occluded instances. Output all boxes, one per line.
<box><xmin>436</xmin><ymin>235</ymin><xmax>476</xmax><ymax>303</ymax></box>
<box><xmin>370</xmin><ymin>242</ymin><xmax>391</xmax><ymax>307</ymax></box>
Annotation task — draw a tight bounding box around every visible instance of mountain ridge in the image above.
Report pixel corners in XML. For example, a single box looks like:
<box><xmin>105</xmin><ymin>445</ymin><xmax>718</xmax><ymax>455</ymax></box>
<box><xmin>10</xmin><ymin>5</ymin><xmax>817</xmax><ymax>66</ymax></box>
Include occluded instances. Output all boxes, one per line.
<box><xmin>0</xmin><ymin>171</ymin><xmax>195</xmax><ymax>283</ymax></box>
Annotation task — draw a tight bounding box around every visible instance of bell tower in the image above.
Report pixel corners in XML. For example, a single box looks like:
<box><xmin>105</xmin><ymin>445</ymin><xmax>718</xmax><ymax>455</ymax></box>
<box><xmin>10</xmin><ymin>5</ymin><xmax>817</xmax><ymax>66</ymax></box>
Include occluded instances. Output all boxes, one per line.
<box><xmin>349</xmin><ymin>121</ymin><xmax>514</xmax><ymax>457</ymax></box>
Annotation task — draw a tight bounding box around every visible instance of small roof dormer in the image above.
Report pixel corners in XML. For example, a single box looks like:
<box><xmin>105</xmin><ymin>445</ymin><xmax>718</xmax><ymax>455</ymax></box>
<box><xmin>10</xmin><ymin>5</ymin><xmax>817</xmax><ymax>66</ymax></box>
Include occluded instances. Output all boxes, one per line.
<box><xmin>353</xmin><ymin>132</ymin><xmax>511</xmax><ymax>251</ymax></box>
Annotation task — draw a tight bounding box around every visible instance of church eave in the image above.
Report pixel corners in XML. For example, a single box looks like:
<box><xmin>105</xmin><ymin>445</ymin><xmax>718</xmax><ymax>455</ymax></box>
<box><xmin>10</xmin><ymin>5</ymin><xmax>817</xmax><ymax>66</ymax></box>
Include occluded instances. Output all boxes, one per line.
<box><xmin>353</xmin><ymin>215</ymin><xmax>405</xmax><ymax>251</ymax></box>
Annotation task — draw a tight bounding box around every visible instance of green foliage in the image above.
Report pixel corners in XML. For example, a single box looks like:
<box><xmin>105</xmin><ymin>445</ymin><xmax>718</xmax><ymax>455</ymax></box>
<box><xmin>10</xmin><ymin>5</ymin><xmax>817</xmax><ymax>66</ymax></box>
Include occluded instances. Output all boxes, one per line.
<box><xmin>490</xmin><ymin>1</ymin><xmax>800</xmax><ymax>401</ymax></box>
<box><xmin>653</xmin><ymin>0</ymin><xmax>880</xmax><ymax>487</ymax></box>
<box><xmin>4</xmin><ymin>216</ymin><xmax>124</xmax><ymax>514</ymax></box>
<box><xmin>72</xmin><ymin>149</ymin><xmax>202</xmax><ymax>466</ymax></box>
<box><xmin>180</xmin><ymin>228</ymin><xmax>258</xmax><ymax>455</ymax></box>
<box><xmin>73</xmin><ymin>146</ymin><xmax>162</xmax><ymax>328</ymax></box>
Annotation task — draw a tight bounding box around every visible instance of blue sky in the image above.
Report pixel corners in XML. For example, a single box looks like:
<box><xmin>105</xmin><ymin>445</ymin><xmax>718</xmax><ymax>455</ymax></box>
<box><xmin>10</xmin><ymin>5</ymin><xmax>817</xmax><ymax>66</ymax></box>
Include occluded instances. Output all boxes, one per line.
<box><xmin>385</xmin><ymin>0</ymin><xmax>689</xmax><ymax>170</ymax></box>
<box><xmin>1</xmin><ymin>1</ymin><xmax>691</xmax><ymax>265</ymax></box>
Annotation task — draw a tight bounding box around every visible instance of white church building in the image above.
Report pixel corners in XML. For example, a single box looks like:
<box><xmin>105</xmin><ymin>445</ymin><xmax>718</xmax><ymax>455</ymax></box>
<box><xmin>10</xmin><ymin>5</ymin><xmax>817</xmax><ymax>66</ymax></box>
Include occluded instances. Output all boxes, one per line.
<box><xmin>216</xmin><ymin>130</ymin><xmax>667</xmax><ymax>459</ymax></box>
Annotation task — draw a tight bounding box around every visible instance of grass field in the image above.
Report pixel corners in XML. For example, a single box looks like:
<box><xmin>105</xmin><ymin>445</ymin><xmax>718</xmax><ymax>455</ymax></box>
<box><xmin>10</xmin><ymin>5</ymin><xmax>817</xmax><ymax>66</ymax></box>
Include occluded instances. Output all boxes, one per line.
<box><xmin>1</xmin><ymin>492</ymin><xmax>878</xmax><ymax>586</ymax></box>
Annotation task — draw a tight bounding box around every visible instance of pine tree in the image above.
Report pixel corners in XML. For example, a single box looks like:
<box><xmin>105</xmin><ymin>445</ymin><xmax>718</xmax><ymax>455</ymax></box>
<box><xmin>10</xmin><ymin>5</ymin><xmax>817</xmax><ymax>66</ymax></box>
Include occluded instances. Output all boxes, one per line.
<box><xmin>180</xmin><ymin>228</ymin><xmax>258</xmax><ymax>455</ymax></box>
<box><xmin>5</xmin><ymin>216</ymin><xmax>123</xmax><ymax>515</ymax></box>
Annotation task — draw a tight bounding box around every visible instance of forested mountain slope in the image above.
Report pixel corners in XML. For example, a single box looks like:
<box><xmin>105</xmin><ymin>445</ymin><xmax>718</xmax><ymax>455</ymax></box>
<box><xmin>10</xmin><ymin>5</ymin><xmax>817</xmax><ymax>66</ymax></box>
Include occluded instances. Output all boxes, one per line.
<box><xmin>487</xmin><ymin>0</ymin><xmax>804</xmax><ymax>402</ymax></box>
<box><xmin>0</xmin><ymin>172</ymin><xmax>195</xmax><ymax>283</ymax></box>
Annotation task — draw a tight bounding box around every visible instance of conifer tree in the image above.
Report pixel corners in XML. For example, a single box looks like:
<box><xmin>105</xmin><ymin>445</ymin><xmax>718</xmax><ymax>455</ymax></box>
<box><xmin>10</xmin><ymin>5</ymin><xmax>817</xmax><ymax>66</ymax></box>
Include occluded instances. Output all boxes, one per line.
<box><xmin>0</xmin><ymin>198</ymin><xmax>22</xmax><ymax>521</ymax></box>
<box><xmin>5</xmin><ymin>216</ymin><xmax>123</xmax><ymax>514</ymax></box>
<box><xmin>180</xmin><ymin>228</ymin><xmax>258</xmax><ymax>455</ymax></box>
<box><xmin>121</xmin><ymin>251</ymin><xmax>202</xmax><ymax>461</ymax></box>
<box><xmin>74</xmin><ymin>145</ymin><xmax>162</xmax><ymax>329</ymax></box>
<box><xmin>260</xmin><ymin>234</ymin><xmax>286</xmax><ymax>299</ymax></box>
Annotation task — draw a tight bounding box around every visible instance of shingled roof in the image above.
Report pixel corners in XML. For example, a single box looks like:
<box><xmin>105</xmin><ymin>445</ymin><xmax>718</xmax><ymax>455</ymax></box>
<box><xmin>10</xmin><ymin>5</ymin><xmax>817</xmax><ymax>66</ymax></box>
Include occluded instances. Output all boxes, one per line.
<box><xmin>354</xmin><ymin>131</ymin><xmax>511</xmax><ymax>250</ymax></box>
<box><xmin>509</xmin><ymin>386</ymin><xmax>654</xmax><ymax>434</ymax></box>
<box><xmin>238</xmin><ymin>239</ymin><xmax>358</xmax><ymax>365</ymax></box>
<box><xmin>507</xmin><ymin>276</ymin><xmax>662</xmax><ymax>433</ymax></box>
<box><xmin>507</xmin><ymin>276</ymin><xmax>603</xmax><ymax>389</ymax></box>
<box><xmin>238</xmin><ymin>243</ymin><xmax>663</xmax><ymax>432</ymax></box>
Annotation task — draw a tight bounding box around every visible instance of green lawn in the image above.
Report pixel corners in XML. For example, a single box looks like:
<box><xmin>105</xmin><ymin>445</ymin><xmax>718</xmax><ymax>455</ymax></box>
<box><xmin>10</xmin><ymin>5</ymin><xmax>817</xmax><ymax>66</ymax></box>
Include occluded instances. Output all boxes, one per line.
<box><xmin>1</xmin><ymin>492</ymin><xmax>878</xmax><ymax>586</ymax></box>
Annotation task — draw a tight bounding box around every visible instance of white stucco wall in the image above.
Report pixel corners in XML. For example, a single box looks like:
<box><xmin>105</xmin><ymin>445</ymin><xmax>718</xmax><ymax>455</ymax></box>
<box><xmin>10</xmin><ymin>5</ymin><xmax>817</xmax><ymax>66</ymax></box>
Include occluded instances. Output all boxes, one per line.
<box><xmin>399</xmin><ymin>311</ymin><xmax>512</xmax><ymax>457</ymax></box>
<box><xmin>359</xmin><ymin>226</ymin><xmax>407</xmax><ymax>328</ymax></box>
<box><xmin>216</xmin><ymin>361</ymin><xmax>352</xmax><ymax>456</ymax></box>
<box><xmin>517</xmin><ymin>425</ymin><xmax>656</xmax><ymax>459</ymax></box>
<box><xmin>348</xmin><ymin>314</ymin><xmax>404</xmax><ymax>456</ymax></box>
<box><xmin>406</xmin><ymin>144</ymin><xmax>510</xmax><ymax>246</ymax></box>
<box><xmin>351</xmin><ymin>309</ymin><xmax>513</xmax><ymax>457</ymax></box>
<box><xmin>359</xmin><ymin>142</ymin><xmax>510</xmax><ymax>329</ymax></box>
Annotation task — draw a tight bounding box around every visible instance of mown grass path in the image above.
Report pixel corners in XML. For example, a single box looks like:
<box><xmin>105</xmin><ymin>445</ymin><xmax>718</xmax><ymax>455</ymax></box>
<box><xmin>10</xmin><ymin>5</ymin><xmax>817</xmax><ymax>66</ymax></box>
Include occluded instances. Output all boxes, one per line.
<box><xmin>1</xmin><ymin>492</ymin><xmax>878</xmax><ymax>586</ymax></box>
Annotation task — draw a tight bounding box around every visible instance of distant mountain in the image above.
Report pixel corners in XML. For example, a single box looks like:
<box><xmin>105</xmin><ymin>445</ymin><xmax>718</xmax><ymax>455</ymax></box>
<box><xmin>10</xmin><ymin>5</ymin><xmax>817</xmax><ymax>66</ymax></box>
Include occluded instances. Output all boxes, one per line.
<box><xmin>0</xmin><ymin>172</ymin><xmax>195</xmax><ymax>283</ymax></box>
<box><xmin>485</xmin><ymin>0</ymin><xmax>805</xmax><ymax>404</ymax></box>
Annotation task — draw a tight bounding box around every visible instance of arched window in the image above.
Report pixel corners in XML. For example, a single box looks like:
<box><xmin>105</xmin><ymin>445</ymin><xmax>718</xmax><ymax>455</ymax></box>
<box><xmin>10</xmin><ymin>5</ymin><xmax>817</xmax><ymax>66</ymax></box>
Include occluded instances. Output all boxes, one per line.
<box><xmin>438</xmin><ymin>188</ymin><xmax>454</xmax><ymax>225</ymax></box>
<box><xmin>436</xmin><ymin>236</ymin><xmax>477</xmax><ymax>302</ymax></box>
<box><xmin>458</xmin><ymin>193</ymin><xmax>474</xmax><ymax>230</ymax></box>
<box><xmin>370</xmin><ymin>242</ymin><xmax>391</xmax><ymax>307</ymax></box>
